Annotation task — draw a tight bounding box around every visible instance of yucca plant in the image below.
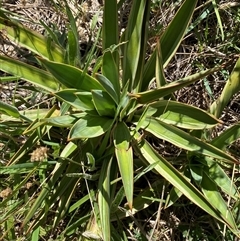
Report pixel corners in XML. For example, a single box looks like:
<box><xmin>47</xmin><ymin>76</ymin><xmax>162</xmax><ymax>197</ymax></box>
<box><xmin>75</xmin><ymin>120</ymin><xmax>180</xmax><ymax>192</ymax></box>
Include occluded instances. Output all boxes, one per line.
<box><xmin>0</xmin><ymin>0</ymin><xmax>240</xmax><ymax>240</ymax></box>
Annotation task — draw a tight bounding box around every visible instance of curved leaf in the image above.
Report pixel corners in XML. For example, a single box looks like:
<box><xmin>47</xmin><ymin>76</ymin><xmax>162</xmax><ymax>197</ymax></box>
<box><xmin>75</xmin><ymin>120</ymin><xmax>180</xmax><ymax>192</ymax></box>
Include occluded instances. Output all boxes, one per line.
<box><xmin>203</xmin><ymin>157</ymin><xmax>239</xmax><ymax>200</ymax></box>
<box><xmin>0</xmin><ymin>17</ymin><xmax>64</xmax><ymax>62</ymax></box>
<box><xmin>137</xmin><ymin>100</ymin><xmax>221</xmax><ymax>129</ymax></box>
<box><xmin>54</xmin><ymin>89</ymin><xmax>93</xmax><ymax>111</ymax></box>
<box><xmin>92</xmin><ymin>90</ymin><xmax>116</xmax><ymax>117</ymax></box>
<box><xmin>98</xmin><ymin>157</ymin><xmax>112</xmax><ymax>241</ymax></box>
<box><xmin>39</xmin><ymin>58</ymin><xmax>103</xmax><ymax>91</ymax></box>
<box><xmin>132</xmin><ymin>66</ymin><xmax>222</xmax><ymax>104</ymax></box>
<box><xmin>133</xmin><ymin>133</ymin><xmax>236</xmax><ymax>229</ymax></box>
<box><xmin>210</xmin><ymin>57</ymin><xmax>240</xmax><ymax>118</ymax></box>
<box><xmin>0</xmin><ymin>55</ymin><xmax>59</xmax><ymax>92</ymax></box>
<box><xmin>101</xmin><ymin>52</ymin><xmax>120</xmax><ymax>102</ymax></box>
<box><xmin>0</xmin><ymin>100</ymin><xmax>19</xmax><ymax>118</ymax></box>
<box><xmin>141</xmin><ymin>117</ymin><xmax>237</xmax><ymax>163</ymax></box>
<box><xmin>142</xmin><ymin>0</ymin><xmax>198</xmax><ymax>88</ymax></box>
<box><xmin>95</xmin><ymin>74</ymin><xmax>119</xmax><ymax>104</ymax></box>
<box><xmin>68</xmin><ymin>115</ymin><xmax>114</xmax><ymax>140</ymax></box>
<box><xmin>201</xmin><ymin>171</ymin><xmax>237</xmax><ymax>230</ymax></box>
<box><xmin>211</xmin><ymin>124</ymin><xmax>240</xmax><ymax>150</ymax></box>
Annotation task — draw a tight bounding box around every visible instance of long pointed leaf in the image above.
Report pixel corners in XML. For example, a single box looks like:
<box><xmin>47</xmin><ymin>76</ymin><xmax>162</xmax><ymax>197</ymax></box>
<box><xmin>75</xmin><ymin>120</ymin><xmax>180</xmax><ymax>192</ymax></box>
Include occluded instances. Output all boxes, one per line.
<box><xmin>39</xmin><ymin>58</ymin><xmax>103</xmax><ymax>91</ymax></box>
<box><xmin>210</xmin><ymin>57</ymin><xmax>240</xmax><ymax>118</ymax></box>
<box><xmin>0</xmin><ymin>17</ymin><xmax>64</xmax><ymax>62</ymax></box>
<box><xmin>132</xmin><ymin>66</ymin><xmax>222</xmax><ymax>104</ymax></box>
<box><xmin>143</xmin><ymin>0</ymin><xmax>198</xmax><ymax>88</ymax></box>
<box><xmin>135</xmin><ymin>100</ymin><xmax>222</xmax><ymax>130</ymax></box>
<box><xmin>133</xmin><ymin>133</ymin><xmax>237</xmax><ymax>230</ymax></box>
<box><xmin>201</xmin><ymin>171</ymin><xmax>237</xmax><ymax>230</ymax></box>
<box><xmin>114</xmin><ymin>122</ymin><xmax>133</xmax><ymax>209</ymax></box>
<box><xmin>98</xmin><ymin>157</ymin><xmax>112</xmax><ymax>241</ymax></box>
<box><xmin>211</xmin><ymin>124</ymin><xmax>240</xmax><ymax>150</ymax></box>
<box><xmin>0</xmin><ymin>55</ymin><xmax>59</xmax><ymax>92</ymax></box>
<box><xmin>141</xmin><ymin>117</ymin><xmax>237</xmax><ymax>163</ymax></box>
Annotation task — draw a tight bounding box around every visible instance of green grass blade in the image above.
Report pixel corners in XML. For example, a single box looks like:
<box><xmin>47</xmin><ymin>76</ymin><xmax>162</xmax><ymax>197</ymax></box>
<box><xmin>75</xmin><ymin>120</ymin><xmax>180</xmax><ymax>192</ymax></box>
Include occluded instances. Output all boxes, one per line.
<box><xmin>212</xmin><ymin>0</ymin><xmax>224</xmax><ymax>41</ymax></box>
<box><xmin>0</xmin><ymin>100</ymin><xmax>20</xmax><ymax>118</ymax></box>
<box><xmin>203</xmin><ymin>157</ymin><xmax>239</xmax><ymax>200</ymax></box>
<box><xmin>64</xmin><ymin>0</ymin><xmax>81</xmax><ymax>66</ymax></box>
<box><xmin>22</xmin><ymin>161</ymin><xmax>68</xmax><ymax>229</ymax></box>
<box><xmin>201</xmin><ymin>171</ymin><xmax>237</xmax><ymax>230</ymax></box>
<box><xmin>155</xmin><ymin>42</ymin><xmax>167</xmax><ymax>88</ymax></box>
<box><xmin>113</xmin><ymin>122</ymin><xmax>133</xmax><ymax>209</ymax></box>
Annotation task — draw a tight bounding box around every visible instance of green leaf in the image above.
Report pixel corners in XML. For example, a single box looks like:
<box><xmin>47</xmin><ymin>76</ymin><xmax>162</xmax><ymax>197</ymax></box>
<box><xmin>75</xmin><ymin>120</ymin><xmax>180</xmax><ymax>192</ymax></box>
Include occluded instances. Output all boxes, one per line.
<box><xmin>143</xmin><ymin>0</ymin><xmax>198</xmax><ymax>87</ymax></box>
<box><xmin>122</xmin><ymin>0</ymin><xmax>150</xmax><ymax>93</ymax></box>
<box><xmin>39</xmin><ymin>58</ymin><xmax>103</xmax><ymax>91</ymax></box>
<box><xmin>141</xmin><ymin>117</ymin><xmax>237</xmax><ymax>163</ymax></box>
<box><xmin>210</xmin><ymin>57</ymin><xmax>240</xmax><ymax>118</ymax></box>
<box><xmin>22</xmin><ymin>161</ymin><xmax>68</xmax><ymax>228</ymax></box>
<box><xmin>68</xmin><ymin>115</ymin><xmax>114</xmax><ymax>140</ymax></box>
<box><xmin>0</xmin><ymin>55</ymin><xmax>59</xmax><ymax>92</ymax></box>
<box><xmin>0</xmin><ymin>99</ymin><xmax>52</xmax><ymax>123</ymax></box>
<box><xmin>40</xmin><ymin>113</ymin><xmax>84</xmax><ymax>128</ymax></box>
<box><xmin>67</xmin><ymin>29</ymin><xmax>80</xmax><ymax>66</ymax></box>
<box><xmin>201</xmin><ymin>171</ymin><xmax>237</xmax><ymax>230</ymax></box>
<box><xmin>0</xmin><ymin>100</ymin><xmax>20</xmax><ymax>118</ymax></box>
<box><xmin>64</xmin><ymin>0</ymin><xmax>81</xmax><ymax>66</ymax></box>
<box><xmin>95</xmin><ymin>73</ymin><xmax>119</xmax><ymax>104</ymax></box>
<box><xmin>155</xmin><ymin>42</ymin><xmax>167</xmax><ymax>88</ymax></box>
<box><xmin>114</xmin><ymin>122</ymin><xmax>133</xmax><ymax>209</ymax></box>
<box><xmin>75</xmin><ymin>91</ymin><xmax>96</xmax><ymax>110</ymax></box>
<box><xmin>103</xmin><ymin>1</ymin><xmax>118</xmax><ymax>52</ymax></box>
<box><xmin>133</xmin><ymin>133</ymin><xmax>234</xmax><ymax>228</ymax></box>
<box><xmin>92</xmin><ymin>90</ymin><xmax>116</xmax><ymax>117</ymax></box>
<box><xmin>212</xmin><ymin>0</ymin><xmax>224</xmax><ymax>41</ymax></box>
<box><xmin>160</xmin><ymin>0</ymin><xmax>198</xmax><ymax>66</ymax></box>
<box><xmin>98</xmin><ymin>157</ymin><xmax>112</xmax><ymax>241</ymax></box>
<box><xmin>137</xmin><ymin>100</ymin><xmax>221</xmax><ymax>129</ymax></box>
<box><xmin>165</xmin><ymin>186</ymin><xmax>183</xmax><ymax>209</ymax></box>
<box><xmin>53</xmin><ymin>89</ymin><xmax>93</xmax><ymax>111</ymax></box>
<box><xmin>0</xmin><ymin>17</ymin><xmax>64</xmax><ymax>62</ymax></box>
<box><xmin>203</xmin><ymin>157</ymin><xmax>239</xmax><ymax>200</ymax></box>
<box><xmin>111</xmin><ymin>179</ymin><xmax>164</xmax><ymax>221</ymax></box>
<box><xmin>102</xmin><ymin>51</ymin><xmax>119</xmax><ymax>99</ymax></box>
<box><xmin>211</xmin><ymin>124</ymin><xmax>240</xmax><ymax>150</ymax></box>
<box><xmin>132</xmin><ymin>66</ymin><xmax>222</xmax><ymax>104</ymax></box>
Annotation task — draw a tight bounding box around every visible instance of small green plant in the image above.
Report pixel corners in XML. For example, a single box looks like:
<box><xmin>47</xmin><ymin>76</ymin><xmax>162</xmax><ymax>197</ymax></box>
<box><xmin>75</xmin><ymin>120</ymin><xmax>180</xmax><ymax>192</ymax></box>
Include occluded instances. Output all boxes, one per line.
<box><xmin>0</xmin><ymin>0</ymin><xmax>240</xmax><ymax>240</ymax></box>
